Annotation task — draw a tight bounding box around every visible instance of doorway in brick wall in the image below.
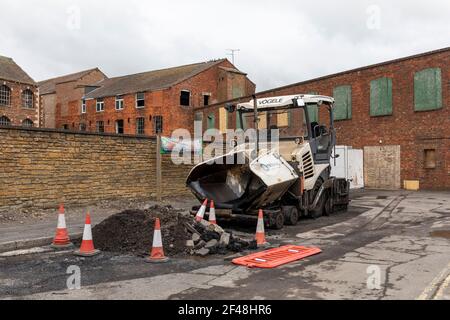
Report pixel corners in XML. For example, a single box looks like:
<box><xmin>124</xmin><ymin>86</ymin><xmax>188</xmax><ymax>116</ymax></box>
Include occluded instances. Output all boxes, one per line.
<box><xmin>364</xmin><ymin>145</ymin><xmax>401</xmax><ymax>189</ymax></box>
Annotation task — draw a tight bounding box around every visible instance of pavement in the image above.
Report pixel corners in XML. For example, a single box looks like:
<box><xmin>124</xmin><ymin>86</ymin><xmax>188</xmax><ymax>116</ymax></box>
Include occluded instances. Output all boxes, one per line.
<box><xmin>1</xmin><ymin>189</ymin><xmax>449</xmax><ymax>300</ymax></box>
<box><xmin>0</xmin><ymin>196</ymin><xmax>198</xmax><ymax>252</ymax></box>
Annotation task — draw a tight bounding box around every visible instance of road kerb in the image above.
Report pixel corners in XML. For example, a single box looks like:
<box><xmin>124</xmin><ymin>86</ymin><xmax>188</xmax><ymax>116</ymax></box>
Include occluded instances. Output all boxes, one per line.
<box><xmin>0</xmin><ymin>233</ymin><xmax>82</xmax><ymax>254</ymax></box>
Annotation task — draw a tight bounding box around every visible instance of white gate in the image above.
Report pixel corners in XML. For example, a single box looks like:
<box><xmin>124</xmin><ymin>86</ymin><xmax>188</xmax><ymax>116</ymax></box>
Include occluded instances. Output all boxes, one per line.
<box><xmin>331</xmin><ymin>146</ymin><xmax>364</xmax><ymax>189</ymax></box>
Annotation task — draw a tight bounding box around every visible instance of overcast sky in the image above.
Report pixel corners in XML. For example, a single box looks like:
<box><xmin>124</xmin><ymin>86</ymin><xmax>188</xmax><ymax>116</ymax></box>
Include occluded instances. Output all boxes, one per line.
<box><xmin>0</xmin><ymin>0</ymin><xmax>449</xmax><ymax>91</ymax></box>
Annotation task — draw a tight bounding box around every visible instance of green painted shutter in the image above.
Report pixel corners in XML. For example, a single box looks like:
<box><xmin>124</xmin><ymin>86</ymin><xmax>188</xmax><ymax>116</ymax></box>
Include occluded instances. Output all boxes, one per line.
<box><xmin>207</xmin><ymin>113</ymin><xmax>215</xmax><ymax>130</ymax></box>
<box><xmin>414</xmin><ymin>68</ymin><xmax>442</xmax><ymax>111</ymax></box>
<box><xmin>333</xmin><ymin>85</ymin><xmax>352</xmax><ymax>120</ymax></box>
<box><xmin>370</xmin><ymin>77</ymin><xmax>393</xmax><ymax>116</ymax></box>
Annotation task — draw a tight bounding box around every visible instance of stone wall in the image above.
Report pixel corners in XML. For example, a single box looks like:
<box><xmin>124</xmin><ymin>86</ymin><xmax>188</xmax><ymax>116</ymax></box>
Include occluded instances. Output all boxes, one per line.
<box><xmin>0</xmin><ymin>127</ymin><xmax>193</xmax><ymax>211</ymax></box>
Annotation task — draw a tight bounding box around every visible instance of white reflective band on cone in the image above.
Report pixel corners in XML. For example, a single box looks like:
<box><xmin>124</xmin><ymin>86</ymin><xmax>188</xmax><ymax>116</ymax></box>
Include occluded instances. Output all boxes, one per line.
<box><xmin>57</xmin><ymin>214</ymin><xmax>67</xmax><ymax>228</ymax></box>
<box><xmin>196</xmin><ymin>205</ymin><xmax>206</xmax><ymax>219</ymax></box>
<box><xmin>152</xmin><ymin>230</ymin><xmax>163</xmax><ymax>247</ymax></box>
<box><xmin>209</xmin><ymin>207</ymin><xmax>216</xmax><ymax>219</ymax></box>
<box><xmin>256</xmin><ymin>218</ymin><xmax>265</xmax><ymax>233</ymax></box>
<box><xmin>82</xmin><ymin>224</ymin><xmax>93</xmax><ymax>241</ymax></box>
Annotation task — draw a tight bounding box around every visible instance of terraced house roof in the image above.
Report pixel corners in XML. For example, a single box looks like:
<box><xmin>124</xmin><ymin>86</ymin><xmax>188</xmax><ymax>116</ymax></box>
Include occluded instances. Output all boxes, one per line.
<box><xmin>84</xmin><ymin>59</ymin><xmax>226</xmax><ymax>99</ymax></box>
<box><xmin>38</xmin><ymin>68</ymin><xmax>103</xmax><ymax>95</ymax></box>
<box><xmin>0</xmin><ymin>55</ymin><xmax>36</xmax><ymax>85</ymax></box>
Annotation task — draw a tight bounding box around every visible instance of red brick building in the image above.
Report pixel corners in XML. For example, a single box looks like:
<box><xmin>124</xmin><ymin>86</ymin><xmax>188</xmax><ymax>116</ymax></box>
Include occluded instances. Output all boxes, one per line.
<box><xmin>38</xmin><ymin>68</ymin><xmax>107</xmax><ymax>128</ymax></box>
<box><xmin>56</xmin><ymin>59</ymin><xmax>255</xmax><ymax>136</ymax></box>
<box><xmin>0</xmin><ymin>55</ymin><xmax>39</xmax><ymax>127</ymax></box>
<box><xmin>196</xmin><ymin>48</ymin><xmax>449</xmax><ymax>190</ymax></box>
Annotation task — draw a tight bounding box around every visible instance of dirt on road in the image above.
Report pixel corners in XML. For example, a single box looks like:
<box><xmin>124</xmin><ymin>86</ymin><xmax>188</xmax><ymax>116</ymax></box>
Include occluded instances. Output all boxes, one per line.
<box><xmin>92</xmin><ymin>205</ymin><xmax>192</xmax><ymax>257</ymax></box>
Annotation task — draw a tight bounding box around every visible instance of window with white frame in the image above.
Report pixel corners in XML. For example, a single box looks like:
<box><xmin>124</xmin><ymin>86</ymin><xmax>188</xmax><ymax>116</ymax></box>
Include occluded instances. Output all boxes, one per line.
<box><xmin>79</xmin><ymin>123</ymin><xmax>86</xmax><ymax>131</ymax></box>
<box><xmin>96</xmin><ymin>121</ymin><xmax>104</xmax><ymax>133</ymax></box>
<box><xmin>0</xmin><ymin>85</ymin><xmax>11</xmax><ymax>106</ymax></box>
<box><xmin>136</xmin><ymin>117</ymin><xmax>145</xmax><ymax>135</ymax></box>
<box><xmin>81</xmin><ymin>99</ymin><xmax>86</xmax><ymax>114</ymax></box>
<box><xmin>96</xmin><ymin>98</ymin><xmax>104</xmax><ymax>112</ymax></box>
<box><xmin>154</xmin><ymin>115</ymin><xmax>163</xmax><ymax>134</ymax></box>
<box><xmin>136</xmin><ymin>92</ymin><xmax>145</xmax><ymax>108</ymax></box>
<box><xmin>115</xmin><ymin>119</ymin><xmax>124</xmax><ymax>134</ymax></box>
<box><xmin>22</xmin><ymin>89</ymin><xmax>34</xmax><ymax>108</ymax></box>
<box><xmin>115</xmin><ymin>95</ymin><xmax>124</xmax><ymax>110</ymax></box>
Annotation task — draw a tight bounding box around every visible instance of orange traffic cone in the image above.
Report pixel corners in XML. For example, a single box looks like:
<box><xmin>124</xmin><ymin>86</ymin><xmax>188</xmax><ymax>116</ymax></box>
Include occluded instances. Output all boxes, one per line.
<box><xmin>74</xmin><ymin>212</ymin><xmax>100</xmax><ymax>257</ymax></box>
<box><xmin>195</xmin><ymin>199</ymin><xmax>208</xmax><ymax>222</ymax></box>
<box><xmin>255</xmin><ymin>209</ymin><xmax>269</xmax><ymax>247</ymax></box>
<box><xmin>209</xmin><ymin>200</ymin><xmax>217</xmax><ymax>225</ymax></box>
<box><xmin>146</xmin><ymin>218</ymin><xmax>169</xmax><ymax>263</ymax></box>
<box><xmin>51</xmin><ymin>204</ymin><xmax>73</xmax><ymax>249</ymax></box>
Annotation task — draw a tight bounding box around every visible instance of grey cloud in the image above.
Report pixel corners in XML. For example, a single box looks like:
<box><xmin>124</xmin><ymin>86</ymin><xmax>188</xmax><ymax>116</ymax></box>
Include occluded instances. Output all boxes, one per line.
<box><xmin>0</xmin><ymin>0</ymin><xmax>448</xmax><ymax>91</ymax></box>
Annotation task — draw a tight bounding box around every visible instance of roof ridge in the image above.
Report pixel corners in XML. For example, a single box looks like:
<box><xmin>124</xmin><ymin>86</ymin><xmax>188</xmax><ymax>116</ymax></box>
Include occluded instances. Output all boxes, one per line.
<box><xmin>38</xmin><ymin>67</ymin><xmax>100</xmax><ymax>84</ymax></box>
<box><xmin>83</xmin><ymin>58</ymin><xmax>229</xmax><ymax>99</ymax></box>
<box><xmin>106</xmin><ymin>59</ymin><xmax>226</xmax><ymax>80</ymax></box>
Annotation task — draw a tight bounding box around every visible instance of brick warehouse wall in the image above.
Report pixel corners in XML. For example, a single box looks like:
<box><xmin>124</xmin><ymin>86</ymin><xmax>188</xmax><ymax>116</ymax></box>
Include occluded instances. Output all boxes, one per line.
<box><xmin>0</xmin><ymin>127</ymin><xmax>193</xmax><ymax>211</ymax></box>
<box><xmin>0</xmin><ymin>80</ymin><xmax>39</xmax><ymax>126</ymax></box>
<box><xmin>196</xmin><ymin>48</ymin><xmax>450</xmax><ymax>189</ymax></box>
<box><xmin>56</xmin><ymin>60</ymin><xmax>255</xmax><ymax>137</ymax></box>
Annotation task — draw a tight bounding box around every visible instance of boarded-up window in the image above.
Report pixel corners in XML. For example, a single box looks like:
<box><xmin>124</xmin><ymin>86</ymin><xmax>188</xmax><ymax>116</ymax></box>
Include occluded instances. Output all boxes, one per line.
<box><xmin>333</xmin><ymin>85</ymin><xmax>352</xmax><ymax>120</ymax></box>
<box><xmin>424</xmin><ymin>149</ymin><xmax>436</xmax><ymax>169</ymax></box>
<box><xmin>258</xmin><ymin>112</ymin><xmax>267</xmax><ymax>129</ymax></box>
<box><xmin>219</xmin><ymin>107</ymin><xmax>228</xmax><ymax>133</ymax></box>
<box><xmin>207</xmin><ymin>113</ymin><xmax>215</xmax><ymax>130</ymax></box>
<box><xmin>414</xmin><ymin>68</ymin><xmax>442</xmax><ymax>111</ymax></box>
<box><xmin>277</xmin><ymin>111</ymin><xmax>291</xmax><ymax>127</ymax></box>
<box><xmin>370</xmin><ymin>77</ymin><xmax>393</xmax><ymax>116</ymax></box>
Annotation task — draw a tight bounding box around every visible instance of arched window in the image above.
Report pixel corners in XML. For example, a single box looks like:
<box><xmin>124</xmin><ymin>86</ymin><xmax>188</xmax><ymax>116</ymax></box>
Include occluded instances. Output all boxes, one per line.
<box><xmin>22</xmin><ymin>119</ymin><xmax>34</xmax><ymax>127</ymax></box>
<box><xmin>22</xmin><ymin>89</ymin><xmax>34</xmax><ymax>108</ymax></box>
<box><xmin>0</xmin><ymin>116</ymin><xmax>11</xmax><ymax>126</ymax></box>
<box><xmin>0</xmin><ymin>85</ymin><xmax>11</xmax><ymax>106</ymax></box>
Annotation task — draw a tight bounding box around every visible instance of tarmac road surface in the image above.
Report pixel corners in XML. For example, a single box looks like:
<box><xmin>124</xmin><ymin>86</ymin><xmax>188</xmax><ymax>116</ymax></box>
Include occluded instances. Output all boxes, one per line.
<box><xmin>1</xmin><ymin>189</ymin><xmax>449</xmax><ymax>300</ymax></box>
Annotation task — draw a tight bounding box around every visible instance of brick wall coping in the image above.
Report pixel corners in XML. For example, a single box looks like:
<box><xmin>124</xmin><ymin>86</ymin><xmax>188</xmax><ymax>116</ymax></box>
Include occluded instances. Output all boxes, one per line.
<box><xmin>0</xmin><ymin>125</ymin><xmax>157</xmax><ymax>140</ymax></box>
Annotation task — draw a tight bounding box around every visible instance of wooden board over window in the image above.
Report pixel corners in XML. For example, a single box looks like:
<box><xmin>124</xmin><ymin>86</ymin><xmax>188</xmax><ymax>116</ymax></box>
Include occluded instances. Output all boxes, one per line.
<box><xmin>370</xmin><ymin>77</ymin><xmax>393</xmax><ymax>116</ymax></box>
<box><xmin>258</xmin><ymin>112</ymin><xmax>267</xmax><ymax>129</ymax></box>
<box><xmin>414</xmin><ymin>68</ymin><xmax>442</xmax><ymax>111</ymax></box>
<box><xmin>219</xmin><ymin>107</ymin><xmax>228</xmax><ymax>133</ymax></box>
<box><xmin>364</xmin><ymin>145</ymin><xmax>401</xmax><ymax>189</ymax></box>
<box><xmin>424</xmin><ymin>149</ymin><xmax>436</xmax><ymax>169</ymax></box>
<box><xmin>333</xmin><ymin>85</ymin><xmax>352</xmax><ymax>120</ymax></box>
<box><xmin>277</xmin><ymin>111</ymin><xmax>290</xmax><ymax>127</ymax></box>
